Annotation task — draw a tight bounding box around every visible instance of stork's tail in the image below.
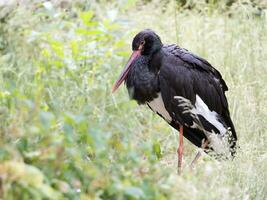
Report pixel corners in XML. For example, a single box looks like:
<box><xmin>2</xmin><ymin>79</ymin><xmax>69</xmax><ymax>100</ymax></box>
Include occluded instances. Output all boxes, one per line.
<box><xmin>222</xmin><ymin>112</ymin><xmax>238</xmax><ymax>157</ymax></box>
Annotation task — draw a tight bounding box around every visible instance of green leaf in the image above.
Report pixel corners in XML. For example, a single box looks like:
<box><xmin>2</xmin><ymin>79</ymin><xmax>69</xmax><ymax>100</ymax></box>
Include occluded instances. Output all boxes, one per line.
<box><xmin>79</xmin><ymin>11</ymin><xmax>94</xmax><ymax>26</ymax></box>
<box><xmin>75</xmin><ymin>28</ymin><xmax>102</xmax><ymax>36</ymax></box>
<box><xmin>39</xmin><ymin>111</ymin><xmax>55</xmax><ymax>130</ymax></box>
<box><xmin>153</xmin><ymin>141</ymin><xmax>162</xmax><ymax>159</ymax></box>
<box><xmin>124</xmin><ymin>186</ymin><xmax>144</xmax><ymax>199</ymax></box>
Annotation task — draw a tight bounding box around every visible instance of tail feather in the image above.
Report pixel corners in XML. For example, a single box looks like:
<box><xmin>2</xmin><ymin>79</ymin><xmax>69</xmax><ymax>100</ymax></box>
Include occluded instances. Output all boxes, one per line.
<box><xmin>222</xmin><ymin>111</ymin><xmax>237</xmax><ymax>156</ymax></box>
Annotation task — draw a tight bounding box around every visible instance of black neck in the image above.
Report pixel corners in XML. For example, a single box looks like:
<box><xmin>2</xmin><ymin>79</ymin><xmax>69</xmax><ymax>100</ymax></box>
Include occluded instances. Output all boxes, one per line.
<box><xmin>125</xmin><ymin>52</ymin><xmax>162</xmax><ymax>104</ymax></box>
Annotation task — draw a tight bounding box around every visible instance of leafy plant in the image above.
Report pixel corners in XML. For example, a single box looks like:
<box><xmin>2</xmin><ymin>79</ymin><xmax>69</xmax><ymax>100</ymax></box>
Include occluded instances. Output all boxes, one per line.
<box><xmin>0</xmin><ymin>0</ymin><xmax>266</xmax><ymax>199</ymax></box>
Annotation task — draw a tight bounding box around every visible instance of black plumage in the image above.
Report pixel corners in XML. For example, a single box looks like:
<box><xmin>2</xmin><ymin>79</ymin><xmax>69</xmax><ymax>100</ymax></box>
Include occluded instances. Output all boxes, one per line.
<box><xmin>125</xmin><ymin>56</ymin><xmax>160</xmax><ymax>103</ymax></box>
<box><xmin>113</xmin><ymin>29</ymin><xmax>237</xmax><ymax>165</ymax></box>
<box><xmin>158</xmin><ymin>45</ymin><xmax>237</xmax><ymax>152</ymax></box>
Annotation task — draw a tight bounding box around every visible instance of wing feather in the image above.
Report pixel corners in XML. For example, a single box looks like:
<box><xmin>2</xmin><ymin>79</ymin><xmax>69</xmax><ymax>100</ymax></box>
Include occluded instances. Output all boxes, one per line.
<box><xmin>159</xmin><ymin>45</ymin><xmax>236</xmax><ymax>142</ymax></box>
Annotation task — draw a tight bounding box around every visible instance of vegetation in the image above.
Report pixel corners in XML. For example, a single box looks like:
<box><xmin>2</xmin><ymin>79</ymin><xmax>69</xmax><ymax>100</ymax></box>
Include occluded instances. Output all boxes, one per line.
<box><xmin>0</xmin><ymin>0</ymin><xmax>266</xmax><ymax>199</ymax></box>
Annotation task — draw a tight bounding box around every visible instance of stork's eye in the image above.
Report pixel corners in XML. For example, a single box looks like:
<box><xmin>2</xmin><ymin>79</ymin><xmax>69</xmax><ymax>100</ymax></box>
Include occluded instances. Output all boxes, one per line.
<box><xmin>138</xmin><ymin>40</ymin><xmax>145</xmax><ymax>50</ymax></box>
<box><xmin>140</xmin><ymin>40</ymin><xmax>145</xmax><ymax>46</ymax></box>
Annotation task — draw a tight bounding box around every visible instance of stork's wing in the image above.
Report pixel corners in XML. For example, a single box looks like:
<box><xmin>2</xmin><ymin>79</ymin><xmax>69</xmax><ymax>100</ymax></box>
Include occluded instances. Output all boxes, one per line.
<box><xmin>159</xmin><ymin>44</ymin><xmax>236</xmax><ymax>142</ymax></box>
<box><xmin>163</xmin><ymin>44</ymin><xmax>228</xmax><ymax>92</ymax></box>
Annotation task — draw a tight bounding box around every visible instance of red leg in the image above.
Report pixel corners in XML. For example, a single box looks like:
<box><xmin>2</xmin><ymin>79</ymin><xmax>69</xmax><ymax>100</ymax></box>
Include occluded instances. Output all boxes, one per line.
<box><xmin>177</xmin><ymin>126</ymin><xmax>183</xmax><ymax>174</ymax></box>
<box><xmin>189</xmin><ymin>139</ymin><xmax>209</xmax><ymax>170</ymax></box>
<box><xmin>189</xmin><ymin>151</ymin><xmax>201</xmax><ymax>170</ymax></box>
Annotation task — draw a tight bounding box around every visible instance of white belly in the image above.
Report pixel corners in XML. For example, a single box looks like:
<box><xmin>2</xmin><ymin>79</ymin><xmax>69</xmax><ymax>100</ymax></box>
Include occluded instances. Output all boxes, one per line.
<box><xmin>147</xmin><ymin>93</ymin><xmax>172</xmax><ymax>122</ymax></box>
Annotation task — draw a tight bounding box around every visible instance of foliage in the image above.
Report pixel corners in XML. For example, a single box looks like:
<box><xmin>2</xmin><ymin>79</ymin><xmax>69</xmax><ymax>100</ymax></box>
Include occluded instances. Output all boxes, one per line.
<box><xmin>0</xmin><ymin>0</ymin><xmax>266</xmax><ymax>199</ymax></box>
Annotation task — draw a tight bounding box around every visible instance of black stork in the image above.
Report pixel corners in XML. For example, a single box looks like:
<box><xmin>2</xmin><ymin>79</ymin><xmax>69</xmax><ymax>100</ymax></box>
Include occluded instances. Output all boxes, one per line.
<box><xmin>112</xmin><ymin>29</ymin><xmax>237</xmax><ymax>174</ymax></box>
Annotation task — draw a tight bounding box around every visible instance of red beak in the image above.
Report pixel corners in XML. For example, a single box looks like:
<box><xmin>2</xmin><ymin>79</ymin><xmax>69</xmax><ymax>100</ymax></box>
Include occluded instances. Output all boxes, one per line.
<box><xmin>112</xmin><ymin>50</ymin><xmax>141</xmax><ymax>93</ymax></box>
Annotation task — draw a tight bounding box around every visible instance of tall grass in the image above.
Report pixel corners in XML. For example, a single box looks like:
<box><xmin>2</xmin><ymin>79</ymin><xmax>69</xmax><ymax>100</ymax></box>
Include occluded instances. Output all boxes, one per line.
<box><xmin>0</xmin><ymin>0</ymin><xmax>266</xmax><ymax>199</ymax></box>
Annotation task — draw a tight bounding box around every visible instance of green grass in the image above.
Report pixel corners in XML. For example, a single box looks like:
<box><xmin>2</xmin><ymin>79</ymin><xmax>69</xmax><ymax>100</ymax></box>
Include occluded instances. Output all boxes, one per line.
<box><xmin>0</xmin><ymin>0</ymin><xmax>266</xmax><ymax>199</ymax></box>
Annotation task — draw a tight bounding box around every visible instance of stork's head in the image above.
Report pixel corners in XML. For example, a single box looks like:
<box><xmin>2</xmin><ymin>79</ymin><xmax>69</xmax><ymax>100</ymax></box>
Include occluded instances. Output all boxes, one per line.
<box><xmin>112</xmin><ymin>29</ymin><xmax>162</xmax><ymax>92</ymax></box>
<box><xmin>132</xmin><ymin>29</ymin><xmax>163</xmax><ymax>55</ymax></box>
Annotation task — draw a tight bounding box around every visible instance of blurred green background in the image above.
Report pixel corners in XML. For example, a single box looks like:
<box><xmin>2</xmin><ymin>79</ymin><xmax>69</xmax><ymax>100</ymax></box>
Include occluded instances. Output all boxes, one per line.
<box><xmin>0</xmin><ymin>0</ymin><xmax>266</xmax><ymax>199</ymax></box>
